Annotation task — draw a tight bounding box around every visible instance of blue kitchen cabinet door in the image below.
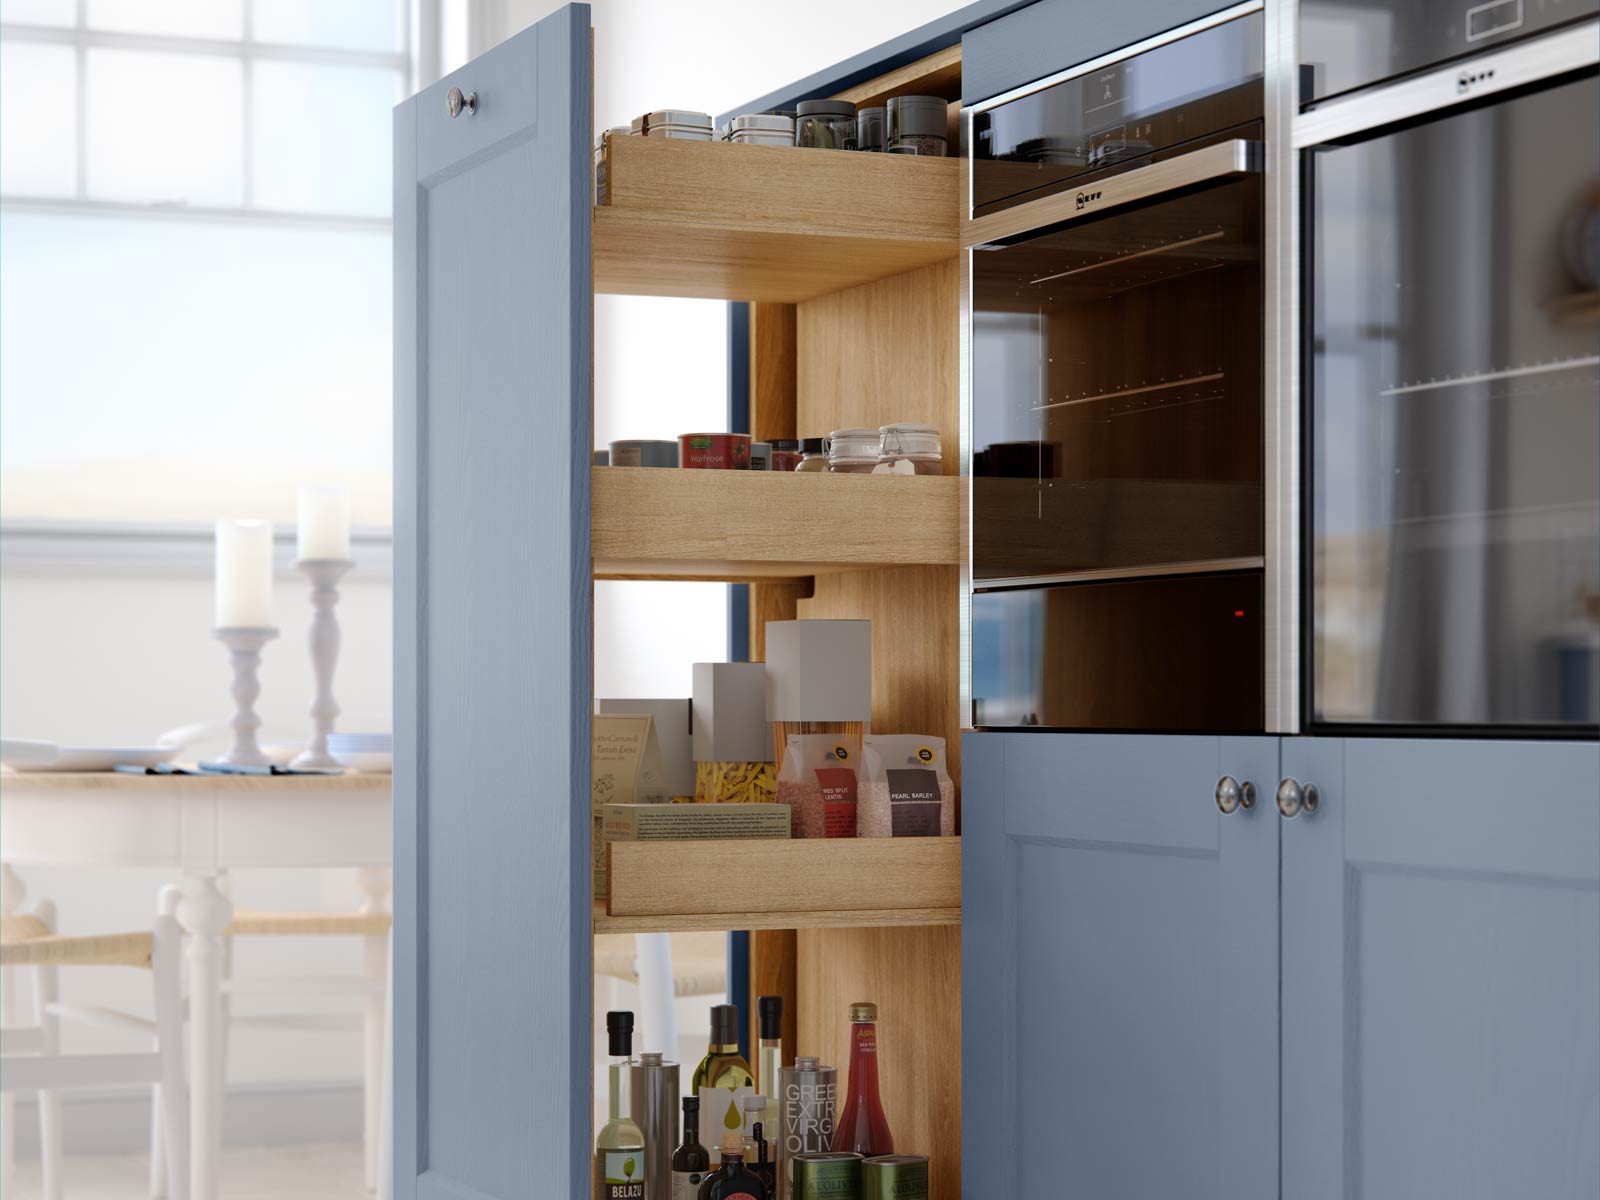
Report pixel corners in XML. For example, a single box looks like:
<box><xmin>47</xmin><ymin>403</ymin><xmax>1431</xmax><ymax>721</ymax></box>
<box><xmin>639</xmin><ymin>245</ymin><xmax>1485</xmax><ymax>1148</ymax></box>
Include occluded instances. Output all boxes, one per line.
<box><xmin>1280</xmin><ymin>737</ymin><xmax>1600</xmax><ymax>1200</ymax></box>
<box><xmin>962</xmin><ymin>732</ymin><xmax>1279</xmax><ymax>1199</ymax></box>
<box><xmin>393</xmin><ymin>8</ymin><xmax>592</xmax><ymax>1200</ymax></box>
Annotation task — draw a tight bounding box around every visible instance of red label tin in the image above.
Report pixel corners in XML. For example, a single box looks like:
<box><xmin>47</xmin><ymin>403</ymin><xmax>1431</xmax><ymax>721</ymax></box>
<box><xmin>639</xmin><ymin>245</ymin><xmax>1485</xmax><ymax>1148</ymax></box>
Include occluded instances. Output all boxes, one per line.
<box><xmin>678</xmin><ymin>433</ymin><xmax>751</xmax><ymax>469</ymax></box>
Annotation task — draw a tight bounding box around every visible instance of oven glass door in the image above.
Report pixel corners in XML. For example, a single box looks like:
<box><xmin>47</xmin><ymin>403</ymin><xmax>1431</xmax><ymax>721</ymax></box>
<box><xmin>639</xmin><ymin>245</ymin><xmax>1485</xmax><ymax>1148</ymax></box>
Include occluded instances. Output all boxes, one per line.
<box><xmin>1309</xmin><ymin>72</ymin><xmax>1600</xmax><ymax>730</ymax></box>
<box><xmin>971</xmin><ymin>169</ymin><xmax>1263</xmax><ymax>584</ymax></box>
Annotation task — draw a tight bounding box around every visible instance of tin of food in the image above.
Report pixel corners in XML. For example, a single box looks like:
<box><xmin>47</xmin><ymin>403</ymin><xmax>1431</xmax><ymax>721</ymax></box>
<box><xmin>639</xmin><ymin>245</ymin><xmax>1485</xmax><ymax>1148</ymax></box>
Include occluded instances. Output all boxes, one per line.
<box><xmin>609</xmin><ymin>439</ymin><xmax>678</xmax><ymax>468</ymax></box>
<box><xmin>791</xmin><ymin>1151</ymin><xmax>864</xmax><ymax>1199</ymax></box>
<box><xmin>630</xmin><ymin>109</ymin><xmax>714</xmax><ymax>139</ymax></box>
<box><xmin>750</xmin><ymin>441</ymin><xmax>773</xmax><ymax>470</ymax></box>
<box><xmin>725</xmin><ymin>113</ymin><xmax>796</xmax><ymax>146</ymax></box>
<box><xmin>678</xmin><ymin>432</ymin><xmax>752</xmax><ymax>469</ymax></box>
<box><xmin>862</xmin><ymin>1154</ymin><xmax>930</xmax><ymax>1199</ymax></box>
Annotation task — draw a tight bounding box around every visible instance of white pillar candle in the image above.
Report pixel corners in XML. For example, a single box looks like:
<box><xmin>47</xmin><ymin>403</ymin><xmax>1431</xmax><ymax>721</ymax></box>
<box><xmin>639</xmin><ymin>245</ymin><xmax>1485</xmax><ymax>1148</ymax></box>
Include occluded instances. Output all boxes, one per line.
<box><xmin>214</xmin><ymin>520</ymin><xmax>275</xmax><ymax>628</ymax></box>
<box><xmin>297</xmin><ymin>486</ymin><xmax>351</xmax><ymax>562</ymax></box>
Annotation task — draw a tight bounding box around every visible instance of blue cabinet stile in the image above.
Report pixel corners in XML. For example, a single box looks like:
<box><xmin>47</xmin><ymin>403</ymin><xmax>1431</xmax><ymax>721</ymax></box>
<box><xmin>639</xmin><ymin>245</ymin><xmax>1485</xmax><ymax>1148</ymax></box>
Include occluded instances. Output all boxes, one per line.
<box><xmin>393</xmin><ymin>7</ymin><xmax>593</xmax><ymax>1200</ymax></box>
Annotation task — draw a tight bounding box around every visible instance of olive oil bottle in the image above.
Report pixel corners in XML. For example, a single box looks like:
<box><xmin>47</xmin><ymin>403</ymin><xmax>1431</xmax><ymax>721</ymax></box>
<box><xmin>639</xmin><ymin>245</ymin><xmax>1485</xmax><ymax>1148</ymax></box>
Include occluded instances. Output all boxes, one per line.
<box><xmin>691</xmin><ymin>1003</ymin><xmax>755</xmax><ymax>1144</ymax></box>
<box><xmin>596</xmin><ymin>1011</ymin><xmax>646</xmax><ymax>1200</ymax></box>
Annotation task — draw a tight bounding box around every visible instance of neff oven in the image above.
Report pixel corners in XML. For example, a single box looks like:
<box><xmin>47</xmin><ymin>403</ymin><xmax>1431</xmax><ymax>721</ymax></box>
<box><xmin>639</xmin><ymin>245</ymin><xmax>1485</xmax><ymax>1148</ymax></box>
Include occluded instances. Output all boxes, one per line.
<box><xmin>966</xmin><ymin>8</ymin><xmax>1266</xmax><ymax>731</ymax></box>
<box><xmin>1299</xmin><ymin>9</ymin><xmax>1600</xmax><ymax>732</ymax></box>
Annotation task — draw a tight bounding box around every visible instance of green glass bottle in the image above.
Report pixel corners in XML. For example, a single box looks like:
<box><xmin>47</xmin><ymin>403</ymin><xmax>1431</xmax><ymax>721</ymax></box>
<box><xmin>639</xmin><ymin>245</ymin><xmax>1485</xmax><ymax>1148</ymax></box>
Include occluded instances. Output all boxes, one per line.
<box><xmin>595</xmin><ymin>1011</ymin><xmax>646</xmax><ymax>1200</ymax></box>
<box><xmin>691</xmin><ymin>1003</ymin><xmax>755</xmax><ymax>1144</ymax></box>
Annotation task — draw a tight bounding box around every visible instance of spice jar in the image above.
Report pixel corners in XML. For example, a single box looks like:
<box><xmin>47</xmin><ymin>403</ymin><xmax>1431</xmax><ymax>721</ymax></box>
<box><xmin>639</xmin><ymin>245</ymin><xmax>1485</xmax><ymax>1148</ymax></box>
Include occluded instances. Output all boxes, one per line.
<box><xmin>630</xmin><ymin>109</ymin><xmax>714</xmax><ymax>140</ymax></box>
<box><xmin>796</xmin><ymin>437</ymin><xmax>830</xmax><ymax>472</ymax></box>
<box><xmin>796</xmin><ymin>100</ymin><xmax>858</xmax><ymax>150</ymax></box>
<box><xmin>827</xmin><ymin>428</ymin><xmax>879</xmax><ymax>473</ymax></box>
<box><xmin>876</xmin><ymin>423</ymin><xmax>942</xmax><ymax>475</ymax></box>
<box><xmin>857</xmin><ymin>106</ymin><xmax>886</xmax><ymax>152</ymax></box>
<box><xmin>724</xmin><ymin>113</ymin><xmax>795</xmax><ymax>146</ymax></box>
<box><xmin>886</xmin><ymin>95</ymin><xmax>948</xmax><ymax>157</ymax></box>
<box><xmin>769</xmin><ymin>439</ymin><xmax>803</xmax><ymax>473</ymax></box>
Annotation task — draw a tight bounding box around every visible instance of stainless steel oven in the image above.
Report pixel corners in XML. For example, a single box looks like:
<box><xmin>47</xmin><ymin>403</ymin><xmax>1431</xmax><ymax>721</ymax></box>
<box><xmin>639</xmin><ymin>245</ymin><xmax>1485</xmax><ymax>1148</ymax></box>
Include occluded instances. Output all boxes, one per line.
<box><xmin>1298</xmin><ymin>10</ymin><xmax>1600</xmax><ymax>732</ymax></box>
<box><xmin>965</xmin><ymin>7</ymin><xmax>1268</xmax><ymax>731</ymax></box>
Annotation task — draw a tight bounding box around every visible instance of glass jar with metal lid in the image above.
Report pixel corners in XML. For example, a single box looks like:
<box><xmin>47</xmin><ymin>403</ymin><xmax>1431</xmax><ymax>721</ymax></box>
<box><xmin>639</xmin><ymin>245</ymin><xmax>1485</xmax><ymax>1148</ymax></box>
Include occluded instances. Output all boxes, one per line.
<box><xmin>857</xmin><ymin>106</ymin><xmax>887</xmax><ymax>152</ymax></box>
<box><xmin>827</xmin><ymin>428</ymin><xmax>879</xmax><ymax>473</ymax></box>
<box><xmin>876</xmin><ymin>423</ymin><xmax>942</xmax><ymax>474</ymax></box>
<box><xmin>796</xmin><ymin>100</ymin><xmax>858</xmax><ymax>150</ymax></box>
<box><xmin>796</xmin><ymin>437</ymin><xmax>830</xmax><ymax>472</ymax></box>
<box><xmin>886</xmin><ymin>95</ymin><xmax>947</xmax><ymax>157</ymax></box>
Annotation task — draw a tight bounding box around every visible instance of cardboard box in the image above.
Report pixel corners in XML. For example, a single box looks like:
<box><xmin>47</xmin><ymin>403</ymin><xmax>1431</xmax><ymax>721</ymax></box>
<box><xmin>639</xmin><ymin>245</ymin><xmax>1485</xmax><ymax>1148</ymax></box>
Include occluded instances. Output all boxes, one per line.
<box><xmin>603</xmin><ymin>802</ymin><xmax>791</xmax><ymax>842</ymax></box>
<box><xmin>764</xmin><ymin>620</ymin><xmax>873</xmax><ymax>722</ymax></box>
<box><xmin>691</xmin><ymin>663</ymin><xmax>772</xmax><ymax>763</ymax></box>
<box><xmin>597</xmin><ymin>697</ymin><xmax>695</xmax><ymax>797</ymax></box>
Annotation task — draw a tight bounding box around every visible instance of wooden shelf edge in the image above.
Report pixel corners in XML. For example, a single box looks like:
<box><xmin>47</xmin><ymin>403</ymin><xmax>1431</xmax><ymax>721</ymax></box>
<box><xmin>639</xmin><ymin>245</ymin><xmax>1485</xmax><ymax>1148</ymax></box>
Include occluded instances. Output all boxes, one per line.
<box><xmin>592</xmin><ymin>897</ymin><xmax>960</xmax><ymax>934</ymax></box>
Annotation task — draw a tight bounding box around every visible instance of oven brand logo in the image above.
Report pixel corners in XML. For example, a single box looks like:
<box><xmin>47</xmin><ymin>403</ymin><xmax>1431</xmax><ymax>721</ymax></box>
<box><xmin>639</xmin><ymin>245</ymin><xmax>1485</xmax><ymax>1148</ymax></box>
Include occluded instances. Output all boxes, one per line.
<box><xmin>1075</xmin><ymin>189</ymin><xmax>1102</xmax><ymax>211</ymax></box>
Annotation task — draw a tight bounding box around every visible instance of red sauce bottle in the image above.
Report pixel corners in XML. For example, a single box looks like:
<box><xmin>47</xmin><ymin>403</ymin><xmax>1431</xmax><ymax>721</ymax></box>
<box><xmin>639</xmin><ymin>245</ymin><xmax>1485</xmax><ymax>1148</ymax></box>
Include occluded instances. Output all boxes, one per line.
<box><xmin>836</xmin><ymin>1001</ymin><xmax>894</xmax><ymax>1157</ymax></box>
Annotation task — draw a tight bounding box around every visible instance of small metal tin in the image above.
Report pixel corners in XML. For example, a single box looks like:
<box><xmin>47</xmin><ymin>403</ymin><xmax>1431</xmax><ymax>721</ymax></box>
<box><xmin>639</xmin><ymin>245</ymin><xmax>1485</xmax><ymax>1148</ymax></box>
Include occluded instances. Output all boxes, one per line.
<box><xmin>678</xmin><ymin>432</ymin><xmax>751</xmax><ymax>469</ymax></box>
<box><xmin>857</xmin><ymin>106</ymin><xmax>886</xmax><ymax>152</ymax></box>
<box><xmin>791</xmin><ymin>1151</ymin><xmax>863</xmax><ymax>1199</ymax></box>
<box><xmin>594</xmin><ymin>126</ymin><xmax>631</xmax><ymax>204</ymax></box>
<box><xmin>862</xmin><ymin>1155</ymin><xmax>929</xmax><ymax>1200</ymax></box>
<box><xmin>727</xmin><ymin>113</ymin><xmax>795</xmax><ymax>143</ymax></box>
<box><xmin>750</xmin><ymin>442</ymin><xmax>773</xmax><ymax>470</ymax></box>
<box><xmin>609</xmin><ymin>439</ymin><xmax>678</xmax><ymax>468</ymax></box>
<box><xmin>631</xmin><ymin>109</ymin><xmax>714</xmax><ymax>140</ymax></box>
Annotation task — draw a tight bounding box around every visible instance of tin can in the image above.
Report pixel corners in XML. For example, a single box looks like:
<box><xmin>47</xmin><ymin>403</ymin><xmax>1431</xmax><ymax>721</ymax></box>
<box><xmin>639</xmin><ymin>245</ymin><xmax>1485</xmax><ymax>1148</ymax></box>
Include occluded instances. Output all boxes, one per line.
<box><xmin>629</xmin><ymin>1053</ymin><xmax>680</xmax><ymax>1200</ymax></box>
<box><xmin>861</xmin><ymin>1155</ymin><xmax>928</xmax><ymax>1200</ymax></box>
<box><xmin>790</xmin><ymin>1151</ymin><xmax>862</xmax><ymax>1199</ymax></box>
<box><xmin>609</xmin><ymin>439</ymin><xmax>678</xmax><ymax>468</ymax></box>
<box><xmin>678</xmin><ymin>432</ymin><xmax>751</xmax><ymax>469</ymax></box>
<box><xmin>750</xmin><ymin>442</ymin><xmax>773</xmax><ymax>470</ymax></box>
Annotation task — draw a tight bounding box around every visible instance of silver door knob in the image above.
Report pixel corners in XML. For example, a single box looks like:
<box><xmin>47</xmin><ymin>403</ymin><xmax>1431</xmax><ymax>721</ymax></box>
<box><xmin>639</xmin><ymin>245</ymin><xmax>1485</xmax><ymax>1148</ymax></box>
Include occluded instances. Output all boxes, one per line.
<box><xmin>447</xmin><ymin>86</ymin><xmax>477</xmax><ymax>118</ymax></box>
<box><xmin>1276</xmin><ymin>777</ymin><xmax>1319</xmax><ymax>818</ymax></box>
<box><xmin>1215</xmin><ymin>775</ymin><xmax>1255</xmax><ymax>815</ymax></box>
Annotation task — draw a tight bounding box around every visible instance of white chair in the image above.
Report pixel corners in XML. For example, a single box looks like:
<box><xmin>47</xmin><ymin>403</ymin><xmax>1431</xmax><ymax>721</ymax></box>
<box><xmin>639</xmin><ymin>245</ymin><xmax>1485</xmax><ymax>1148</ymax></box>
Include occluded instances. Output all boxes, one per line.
<box><xmin>0</xmin><ymin>898</ymin><xmax>189</xmax><ymax>1200</ymax></box>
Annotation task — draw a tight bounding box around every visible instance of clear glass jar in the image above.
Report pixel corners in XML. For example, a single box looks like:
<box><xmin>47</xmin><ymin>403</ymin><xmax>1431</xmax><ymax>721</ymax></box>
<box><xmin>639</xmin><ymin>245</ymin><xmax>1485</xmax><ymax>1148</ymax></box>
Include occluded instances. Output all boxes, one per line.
<box><xmin>827</xmin><ymin>428</ymin><xmax>879</xmax><ymax>473</ymax></box>
<box><xmin>877</xmin><ymin>422</ymin><xmax>942</xmax><ymax>474</ymax></box>
<box><xmin>796</xmin><ymin>100</ymin><xmax>858</xmax><ymax>150</ymax></box>
<box><xmin>795</xmin><ymin>437</ymin><xmax>830</xmax><ymax>472</ymax></box>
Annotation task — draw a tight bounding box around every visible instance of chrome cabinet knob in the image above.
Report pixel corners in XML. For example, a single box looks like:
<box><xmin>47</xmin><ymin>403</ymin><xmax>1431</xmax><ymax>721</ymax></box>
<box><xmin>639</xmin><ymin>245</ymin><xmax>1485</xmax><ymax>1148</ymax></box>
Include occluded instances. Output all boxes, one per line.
<box><xmin>1215</xmin><ymin>775</ymin><xmax>1255</xmax><ymax>815</ymax></box>
<box><xmin>447</xmin><ymin>86</ymin><xmax>477</xmax><ymax>118</ymax></box>
<box><xmin>1276</xmin><ymin>777</ymin><xmax>1319</xmax><ymax>819</ymax></box>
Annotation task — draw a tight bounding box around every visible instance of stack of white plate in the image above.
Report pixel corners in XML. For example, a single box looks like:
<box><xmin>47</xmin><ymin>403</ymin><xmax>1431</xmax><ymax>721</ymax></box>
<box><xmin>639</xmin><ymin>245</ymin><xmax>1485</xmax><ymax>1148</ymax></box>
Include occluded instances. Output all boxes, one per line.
<box><xmin>328</xmin><ymin>733</ymin><xmax>393</xmax><ymax>774</ymax></box>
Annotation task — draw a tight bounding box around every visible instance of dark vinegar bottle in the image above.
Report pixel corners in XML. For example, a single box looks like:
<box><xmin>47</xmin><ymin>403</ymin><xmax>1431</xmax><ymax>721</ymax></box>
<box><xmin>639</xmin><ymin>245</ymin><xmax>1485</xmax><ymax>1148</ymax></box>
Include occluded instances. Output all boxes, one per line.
<box><xmin>698</xmin><ymin>1132</ymin><xmax>768</xmax><ymax>1200</ymax></box>
<box><xmin>836</xmin><ymin>1001</ymin><xmax>894</xmax><ymax>1157</ymax></box>
<box><xmin>671</xmin><ymin>1095</ymin><xmax>711</xmax><ymax>1200</ymax></box>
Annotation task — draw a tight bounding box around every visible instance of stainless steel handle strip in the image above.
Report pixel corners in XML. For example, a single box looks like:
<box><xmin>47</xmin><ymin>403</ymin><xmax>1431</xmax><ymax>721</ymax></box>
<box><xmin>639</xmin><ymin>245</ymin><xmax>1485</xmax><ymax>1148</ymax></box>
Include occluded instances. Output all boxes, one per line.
<box><xmin>961</xmin><ymin>138</ymin><xmax>1261</xmax><ymax>248</ymax></box>
<box><xmin>1276</xmin><ymin>777</ymin><xmax>1319</xmax><ymax>819</ymax></box>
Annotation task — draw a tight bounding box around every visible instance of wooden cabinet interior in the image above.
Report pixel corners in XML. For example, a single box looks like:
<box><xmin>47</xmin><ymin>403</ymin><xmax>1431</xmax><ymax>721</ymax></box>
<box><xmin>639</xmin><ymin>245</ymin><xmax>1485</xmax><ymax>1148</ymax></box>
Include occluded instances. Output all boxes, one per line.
<box><xmin>592</xmin><ymin>43</ymin><xmax>967</xmax><ymax>1198</ymax></box>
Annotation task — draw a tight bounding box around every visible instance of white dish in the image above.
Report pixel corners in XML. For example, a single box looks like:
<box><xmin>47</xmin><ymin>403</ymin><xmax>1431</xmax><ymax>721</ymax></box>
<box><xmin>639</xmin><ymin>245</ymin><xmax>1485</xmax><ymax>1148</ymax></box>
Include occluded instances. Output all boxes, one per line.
<box><xmin>332</xmin><ymin>750</ymin><xmax>392</xmax><ymax>774</ymax></box>
<box><xmin>7</xmin><ymin>746</ymin><xmax>179</xmax><ymax>773</ymax></box>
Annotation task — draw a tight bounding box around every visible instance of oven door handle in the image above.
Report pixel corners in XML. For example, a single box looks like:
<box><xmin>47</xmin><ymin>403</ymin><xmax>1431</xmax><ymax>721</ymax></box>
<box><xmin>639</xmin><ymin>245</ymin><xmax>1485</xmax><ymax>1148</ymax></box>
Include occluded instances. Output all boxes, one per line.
<box><xmin>961</xmin><ymin>137</ymin><xmax>1262</xmax><ymax>248</ymax></box>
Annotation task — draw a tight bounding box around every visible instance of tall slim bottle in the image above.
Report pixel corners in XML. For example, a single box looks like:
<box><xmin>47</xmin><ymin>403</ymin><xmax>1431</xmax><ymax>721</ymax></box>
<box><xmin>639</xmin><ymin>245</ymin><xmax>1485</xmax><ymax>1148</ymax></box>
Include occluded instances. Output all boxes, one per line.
<box><xmin>691</xmin><ymin>1003</ymin><xmax>755</xmax><ymax>1140</ymax></box>
<box><xmin>669</xmin><ymin>1095</ymin><xmax>710</xmax><ymax>1200</ymax></box>
<box><xmin>596</xmin><ymin>1011</ymin><xmax>647</xmax><ymax>1199</ymax></box>
<box><xmin>756</xmin><ymin>995</ymin><xmax>783</xmax><ymax>1164</ymax></box>
<box><xmin>836</xmin><ymin>1001</ymin><xmax>893</xmax><ymax>1158</ymax></box>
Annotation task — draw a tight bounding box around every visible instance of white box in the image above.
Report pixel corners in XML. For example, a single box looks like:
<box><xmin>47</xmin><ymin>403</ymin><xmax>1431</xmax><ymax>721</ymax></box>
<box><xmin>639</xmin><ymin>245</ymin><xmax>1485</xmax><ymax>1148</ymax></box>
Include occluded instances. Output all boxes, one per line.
<box><xmin>763</xmin><ymin>619</ymin><xmax>872</xmax><ymax>722</ymax></box>
<box><xmin>691</xmin><ymin>662</ymin><xmax>772</xmax><ymax>763</ymax></box>
<box><xmin>596</xmin><ymin>698</ymin><xmax>694</xmax><ymax>798</ymax></box>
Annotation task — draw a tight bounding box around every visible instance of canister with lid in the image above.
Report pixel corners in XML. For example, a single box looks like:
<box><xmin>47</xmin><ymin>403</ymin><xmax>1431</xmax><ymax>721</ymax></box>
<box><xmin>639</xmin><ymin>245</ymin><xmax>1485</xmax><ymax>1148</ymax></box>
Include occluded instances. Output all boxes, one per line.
<box><xmin>630</xmin><ymin>109</ymin><xmax>714</xmax><ymax>140</ymax></box>
<box><xmin>750</xmin><ymin>442</ymin><xmax>773</xmax><ymax>470</ymax></box>
<box><xmin>857</xmin><ymin>106</ymin><xmax>886</xmax><ymax>152</ymax></box>
<box><xmin>609</xmin><ymin>439</ymin><xmax>678</xmax><ymax>468</ymax></box>
<box><xmin>791</xmin><ymin>1151</ymin><xmax>863</xmax><ymax>1199</ymax></box>
<box><xmin>795</xmin><ymin>437</ymin><xmax>830</xmax><ymax>472</ymax></box>
<box><xmin>875</xmin><ymin>423</ymin><xmax>942</xmax><ymax>475</ymax></box>
<box><xmin>796</xmin><ymin>100</ymin><xmax>858</xmax><ymax>150</ymax></box>
<box><xmin>862</xmin><ymin>1154</ymin><xmax>929</xmax><ymax>1199</ymax></box>
<box><xmin>594</xmin><ymin>126</ymin><xmax>631</xmax><ymax>203</ymax></box>
<box><xmin>827</xmin><ymin>429</ymin><xmax>879</xmax><ymax>473</ymax></box>
<box><xmin>725</xmin><ymin>113</ymin><xmax>796</xmax><ymax>146</ymax></box>
<box><xmin>886</xmin><ymin>95</ymin><xmax>947</xmax><ymax>157</ymax></box>
<box><xmin>768</xmin><ymin>439</ymin><xmax>804</xmax><ymax>473</ymax></box>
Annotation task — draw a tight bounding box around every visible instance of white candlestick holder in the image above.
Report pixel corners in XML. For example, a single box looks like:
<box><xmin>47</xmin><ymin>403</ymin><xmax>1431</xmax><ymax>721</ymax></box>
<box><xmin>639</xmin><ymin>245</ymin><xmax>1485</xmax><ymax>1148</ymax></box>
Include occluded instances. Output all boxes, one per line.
<box><xmin>212</xmin><ymin>627</ymin><xmax>279</xmax><ymax>767</ymax></box>
<box><xmin>291</xmin><ymin>559</ymin><xmax>353</xmax><ymax>770</ymax></box>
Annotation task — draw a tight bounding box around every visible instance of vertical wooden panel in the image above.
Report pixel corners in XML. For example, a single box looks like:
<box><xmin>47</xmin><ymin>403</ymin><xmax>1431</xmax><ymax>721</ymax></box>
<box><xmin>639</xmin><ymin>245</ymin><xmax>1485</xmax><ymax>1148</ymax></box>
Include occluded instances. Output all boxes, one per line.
<box><xmin>750</xmin><ymin>302</ymin><xmax>798</xmax><ymax>442</ymax></box>
<box><xmin>748</xmin><ymin>580</ymin><xmax>812</xmax><ymax>662</ymax></box>
<box><xmin>797</xmin><ymin>926</ymin><xmax>962</xmax><ymax>1198</ymax></box>
<box><xmin>796</xmin><ymin>258</ymin><xmax>960</xmax><ymax>470</ymax></box>
<box><xmin>749</xmin><ymin>929</ymin><xmax>799</xmax><ymax>1088</ymax></box>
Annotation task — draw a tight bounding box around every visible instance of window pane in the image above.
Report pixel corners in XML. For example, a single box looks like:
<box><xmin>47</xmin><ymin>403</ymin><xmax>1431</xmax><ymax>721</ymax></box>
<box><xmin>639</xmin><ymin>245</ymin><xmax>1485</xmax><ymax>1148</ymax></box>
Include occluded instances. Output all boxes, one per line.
<box><xmin>0</xmin><ymin>213</ymin><xmax>392</xmax><ymax>524</ymax></box>
<box><xmin>253</xmin><ymin>0</ymin><xmax>403</xmax><ymax>53</ymax></box>
<box><xmin>1</xmin><ymin>42</ymin><xmax>77</xmax><ymax>195</ymax></box>
<box><xmin>1</xmin><ymin>0</ymin><xmax>75</xmax><ymax>26</ymax></box>
<box><xmin>86</xmin><ymin>49</ymin><xmax>242</xmax><ymax>205</ymax></box>
<box><xmin>86</xmin><ymin>0</ymin><xmax>243</xmax><ymax>39</ymax></box>
<box><xmin>252</xmin><ymin>63</ymin><xmax>397</xmax><ymax>217</ymax></box>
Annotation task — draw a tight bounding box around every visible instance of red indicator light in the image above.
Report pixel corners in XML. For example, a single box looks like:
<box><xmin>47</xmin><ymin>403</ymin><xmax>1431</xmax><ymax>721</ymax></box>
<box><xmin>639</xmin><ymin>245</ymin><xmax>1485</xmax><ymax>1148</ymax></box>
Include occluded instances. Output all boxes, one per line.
<box><xmin>1233</xmin><ymin>609</ymin><xmax>1245</xmax><ymax>618</ymax></box>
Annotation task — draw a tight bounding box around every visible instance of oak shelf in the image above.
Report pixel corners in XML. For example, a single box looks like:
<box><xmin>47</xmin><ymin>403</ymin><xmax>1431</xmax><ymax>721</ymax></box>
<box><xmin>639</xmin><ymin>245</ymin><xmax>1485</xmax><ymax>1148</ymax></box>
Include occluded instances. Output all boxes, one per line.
<box><xmin>596</xmin><ymin>836</ymin><xmax>962</xmax><ymax>934</ymax></box>
<box><xmin>592</xmin><ymin>136</ymin><xmax>959</xmax><ymax>303</ymax></box>
<box><xmin>591</xmin><ymin>467</ymin><xmax>961</xmax><ymax>581</ymax></box>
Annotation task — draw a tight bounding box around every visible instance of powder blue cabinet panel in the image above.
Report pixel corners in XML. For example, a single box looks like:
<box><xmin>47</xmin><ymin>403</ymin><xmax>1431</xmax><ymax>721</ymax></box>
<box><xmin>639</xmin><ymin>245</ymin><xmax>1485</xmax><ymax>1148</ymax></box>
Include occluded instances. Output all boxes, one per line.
<box><xmin>1280</xmin><ymin>737</ymin><xmax>1600</xmax><ymax>1200</ymax></box>
<box><xmin>393</xmin><ymin>8</ymin><xmax>592</xmax><ymax>1200</ymax></box>
<box><xmin>961</xmin><ymin>0</ymin><xmax>1242</xmax><ymax>104</ymax></box>
<box><xmin>962</xmin><ymin>732</ymin><xmax>1280</xmax><ymax>1199</ymax></box>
